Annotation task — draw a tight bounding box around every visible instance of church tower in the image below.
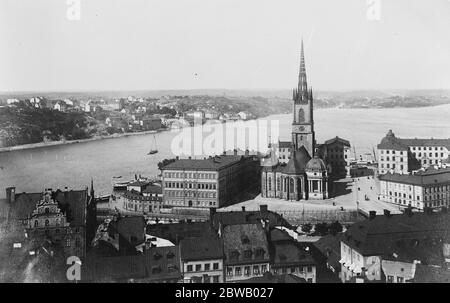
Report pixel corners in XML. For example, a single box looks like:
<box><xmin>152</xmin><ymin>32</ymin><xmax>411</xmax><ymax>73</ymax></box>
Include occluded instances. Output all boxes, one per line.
<box><xmin>292</xmin><ymin>39</ymin><xmax>315</xmax><ymax>157</ymax></box>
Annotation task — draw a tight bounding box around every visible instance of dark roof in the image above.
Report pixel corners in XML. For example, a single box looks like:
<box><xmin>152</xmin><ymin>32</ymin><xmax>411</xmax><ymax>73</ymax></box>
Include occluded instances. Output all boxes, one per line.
<box><xmin>180</xmin><ymin>236</ymin><xmax>224</xmax><ymax>261</ymax></box>
<box><xmin>306</xmin><ymin>156</ymin><xmax>327</xmax><ymax>172</ymax></box>
<box><xmin>147</xmin><ymin>221</ymin><xmax>216</xmax><ymax>244</ymax></box>
<box><xmin>222</xmin><ymin>223</ymin><xmax>270</xmax><ymax>265</ymax></box>
<box><xmin>377</xmin><ymin>130</ymin><xmax>409</xmax><ymax>151</ymax></box>
<box><xmin>342</xmin><ymin>211</ymin><xmax>450</xmax><ymax>260</ymax></box>
<box><xmin>269</xmin><ymin>228</ymin><xmax>294</xmax><ymax>242</ymax></box>
<box><xmin>313</xmin><ymin>234</ymin><xmax>342</xmax><ymax>270</ymax></box>
<box><xmin>144</xmin><ymin>246</ymin><xmax>181</xmax><ymax>281</ymax></box>
<box><xmin>271</xmin><ymin>242</ymin><xmax>316</xmax><ymax>268</ymax></box>
<box><xmin>142</xmin><ymin>184</ymin><xmax>162</xmax><ymax>194</ymax></box>
<box><xmin>411</xmin><ymin>264</ymin><xmax>450</xmax><ymax>283</ymax></box>
<box><xmin>161</xmin><ymin>155</ymin><xmax>246</xmax><ymax>171</ymax></box>
<box><xmin>127</xmin><ymin>180</ymin><xmax>149</xmax><ymax>187</ymax></box>
<box><xmin>323</xmin><ymin>136</ymin><xmax>350</xmax><ymax>147</ymax></box>
<box><xmin>379</xmin><ymin>167</ymin><xmax>450</xmax><ymax>186</ymax></box>
<box><xmin>114</xmin><ymin>216</ymin><xmax>146</xmax><ymax>244</ymax></box>
<box><xmin>9</xmin><ymin>189</ymin><xmax>88</xmax><ymax>226</ymax></box>
<box><xmin>283</xmin><ymin>146</ymin><xmax>311</xmax><ymax>175</ymax></box>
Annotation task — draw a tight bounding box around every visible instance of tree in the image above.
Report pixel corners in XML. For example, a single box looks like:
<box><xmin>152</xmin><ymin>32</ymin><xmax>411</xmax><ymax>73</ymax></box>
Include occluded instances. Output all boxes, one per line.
<box><xmin>314</xmin><ymin>222</ymin><xmax>329</xmax><ymax>236</ymax></box>
<box><xmin>329</xmin><ymin>221</ymin><xmax>343</xmax><ymax>235</ymax></box>
<box><xmin>301</xmin><ymin>223</ymin><xmax>312</xmax><ymax>233</ymax></box>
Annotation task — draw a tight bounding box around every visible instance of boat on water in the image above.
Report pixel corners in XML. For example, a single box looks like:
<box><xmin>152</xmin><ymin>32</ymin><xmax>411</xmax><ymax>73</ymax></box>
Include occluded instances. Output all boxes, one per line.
<box><xmin>147</xmin><ymin>134</ymin><xmax>158</xmax><ymax>155</ymax></box>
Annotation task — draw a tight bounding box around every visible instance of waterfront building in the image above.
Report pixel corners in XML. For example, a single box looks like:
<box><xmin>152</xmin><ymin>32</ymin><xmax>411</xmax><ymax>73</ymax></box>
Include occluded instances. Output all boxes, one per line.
<box><xmin>340</xmin><ymin>210</ymin><xmax>450</xmax><ymax>283</ymax></box>
<box><xmin>377</xmin><ymin>130</ymin><xmax>450</xmax><ymax>174</ymax></box>
<box><xmin>160</xmin><ymin>152</ymin><xmax>260</xmax><ymax>209</ymax></box>
<box><xmin>180</xmin><ymin>236</ymin><xmax>224</xmax><ymax>283</ymax></box>
<box><xmin>222</xmin><ymin>223</ymin><xmax>271</xmax><ymax>282</ymax></box>
<box><xmin>378</xmin><ymin>165</ymin><xmax>450</xmax><ymax>210</ymax></box>
<box><xmin>260</xmin><ymin>40</ymin><xmax>349</xmax><ymax>201</ymax></box>
<box><xmin>119</xmin><ymin>181</ymin><xmax>163</xmax><ymax>214</ymax></box>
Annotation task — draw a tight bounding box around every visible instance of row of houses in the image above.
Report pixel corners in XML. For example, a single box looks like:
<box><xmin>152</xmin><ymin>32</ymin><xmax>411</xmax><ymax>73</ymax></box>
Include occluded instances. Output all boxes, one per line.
<box><xmin>84</xmin><ymin>205</ymin><xmax>317</xmax><ymax>283</ymax></box>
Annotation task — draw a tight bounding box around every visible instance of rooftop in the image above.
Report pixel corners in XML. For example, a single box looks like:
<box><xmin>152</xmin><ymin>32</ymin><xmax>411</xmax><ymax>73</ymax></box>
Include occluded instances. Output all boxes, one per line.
<box><xmin>379</xmin><ymin>166</ymin><xmax>450</xmax><ymax>186</ymax></box>
<box><xmin>160</xmin><ymin>155</ymin><xmax>248</xmax><ymax>171</ymax></box>
<box><xmin>180</xmin><ymin>236</ymin><xmax>224</xmax><ymax>261</ymax></box>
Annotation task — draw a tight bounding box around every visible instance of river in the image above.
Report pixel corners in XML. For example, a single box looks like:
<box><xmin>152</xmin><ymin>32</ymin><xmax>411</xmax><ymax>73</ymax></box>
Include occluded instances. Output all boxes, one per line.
<box><xmin>1</xmin><ymin>104</ymin><xmax>449</xmax><ymax>198</ymax></box>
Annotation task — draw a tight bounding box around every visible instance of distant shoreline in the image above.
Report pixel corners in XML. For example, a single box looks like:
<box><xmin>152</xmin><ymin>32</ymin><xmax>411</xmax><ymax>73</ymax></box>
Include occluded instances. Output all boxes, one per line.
<box><xmin>0</xmin><ymin>128</ymin><xmax>167</xmax><ymax>153</ymax></box>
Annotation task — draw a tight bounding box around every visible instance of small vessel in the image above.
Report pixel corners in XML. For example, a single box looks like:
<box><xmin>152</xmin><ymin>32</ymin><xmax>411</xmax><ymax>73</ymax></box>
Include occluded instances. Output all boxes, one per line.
<box><xmin>147</xmin><ymin>135</ymin><xmax>158</xmax><ymax>155</ymax></box>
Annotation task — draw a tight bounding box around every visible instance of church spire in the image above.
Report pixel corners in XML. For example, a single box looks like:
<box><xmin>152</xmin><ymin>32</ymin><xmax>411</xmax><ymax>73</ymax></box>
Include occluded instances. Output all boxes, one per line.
<box><xmin>298</xmin><ymin>38</ymin><xmax>308</xmax><ymax>98</ymax></box>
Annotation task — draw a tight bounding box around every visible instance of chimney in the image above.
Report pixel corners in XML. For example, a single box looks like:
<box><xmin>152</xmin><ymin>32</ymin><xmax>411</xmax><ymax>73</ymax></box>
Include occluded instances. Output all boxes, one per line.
<box><xmin>176</xmin><ymin>156</ymin><xmax>179</xmax><ymax>160</ymax></box>
<box><xmin>245</xmin><ymin>149</ymin><xmax>249</xmax><ymax>156</ymax></box>
<box><xmin>6</xmin><ymin>187</ymin><xmax>15</xmax><ymax>204</ymax></box>
<box><xmin>241</xmin><ymin>206</ymin><xmax>246</xmax><ymax>212</ymax></box>
<box><xmin>188</xmin><ymin>156</ymin><xmax>192</xmax><ymax>160</ymax></box>
<box><xmin>233</xmin><ymin>149</ymin><xmax>238</xmax><ymax>156</ymax></box>
<box><xmin>383</xmin><ymin>209</ymin><xmax>391</xmax><ymax>217</ymax></box>
<box><xmin>369</xmin><ymin>211</ymin><xmax>376</xmax><ymax>219</ymax></box>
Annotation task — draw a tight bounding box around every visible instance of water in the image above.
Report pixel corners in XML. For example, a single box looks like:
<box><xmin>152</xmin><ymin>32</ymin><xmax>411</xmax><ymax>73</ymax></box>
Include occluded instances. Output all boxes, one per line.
<box><xmin>1</xmin><ymin>104</ymin><xmax>449</xmax><ymax>198</ymax></box>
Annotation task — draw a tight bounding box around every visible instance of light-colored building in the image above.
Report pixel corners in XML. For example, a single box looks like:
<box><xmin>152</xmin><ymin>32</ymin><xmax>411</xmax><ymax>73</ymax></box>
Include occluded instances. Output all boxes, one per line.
<box><xmin>379</xmin><ymin>165</ymin><xmax>450</xmax><ymax>210</ymax></box>
<box><xmin>377</xmin><ymin>130</ymin><xmax>449</xmax><ymax>174</ymax></box>
<box><xmin>180</xmin><ymin>237</ymin><xmax>224</xmax><ymax>283</ymax></box>
<box><xmin>161</xmin><ymin>153</ymin><xmax>260</xmax><ymax>209</ymax></box>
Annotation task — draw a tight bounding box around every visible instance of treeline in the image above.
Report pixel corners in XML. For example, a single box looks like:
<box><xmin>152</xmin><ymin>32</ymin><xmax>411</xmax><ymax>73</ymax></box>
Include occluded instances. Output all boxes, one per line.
<box><xmin>0</xmin><ymin>102</ymin><xmax>91</xmax><ymax>147</ymax></box>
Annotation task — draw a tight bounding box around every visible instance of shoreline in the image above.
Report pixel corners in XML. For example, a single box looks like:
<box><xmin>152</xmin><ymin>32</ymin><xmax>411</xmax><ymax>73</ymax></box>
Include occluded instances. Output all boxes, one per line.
<box><xmin>0</xmin><ymin>128</ymin><xmax>168</xmax><ymax>153</ymax></box>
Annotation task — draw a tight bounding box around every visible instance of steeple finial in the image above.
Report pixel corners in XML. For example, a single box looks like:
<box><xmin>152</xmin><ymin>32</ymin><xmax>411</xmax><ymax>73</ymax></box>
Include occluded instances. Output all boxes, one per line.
<box><xmin>298</xmin><ymin>38</ymin><xmax>308</xmax><ymax>97</ymax></box>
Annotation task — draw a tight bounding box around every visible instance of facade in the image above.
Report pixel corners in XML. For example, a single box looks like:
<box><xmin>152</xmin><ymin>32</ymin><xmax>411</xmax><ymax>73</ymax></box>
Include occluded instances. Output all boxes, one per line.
<box><xmin>120</xmin><ymin>181</ymin><xmax>163</xmax><ymax>214</ymax></box>
<box><xmin>317</xmin><ymin>137</ymin><xmax>351</xmax><ymax>179</ymax></box>
<box><xmin>222</xmin><ymin>223</ymin><xmax>271</xmax><ymax>282</ymax></box>
<box><xmin>161</xmin><ymin>153</ymin><xmax>260</xmax><ymax>209</ymax></box>
<box><xmin>379</xmin><ymin>166</ymin><xmax>450</xmax><ymax>210</ymax></box>
<box><xmin>180</xmin><ymin>237</ymin><xmax>224</xmax><ymax>283</ymax></box>
<box><xmin>377</xmin><ymin>130</ymin><xmax>449</xmax><ymax>174</ymax></box>
<box><xmin>340</xmin><ymin>210</ymin><xmax>450</xmax><ymax>283</ymax></box>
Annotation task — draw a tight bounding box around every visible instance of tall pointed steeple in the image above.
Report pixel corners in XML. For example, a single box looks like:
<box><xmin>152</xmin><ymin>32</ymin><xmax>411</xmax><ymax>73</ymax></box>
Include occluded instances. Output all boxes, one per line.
<box><xmin>298</xmin><ymin>38</ymin><xmax>308</xmax><ymax>98</ymax></box>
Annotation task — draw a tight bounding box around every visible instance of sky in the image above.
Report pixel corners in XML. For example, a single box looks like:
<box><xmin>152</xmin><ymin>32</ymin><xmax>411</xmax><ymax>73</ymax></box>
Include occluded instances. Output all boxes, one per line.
<box><xmin>0</xmin><ymin>0</ymin><xmax>449</xmax><ymax>92</ymax></box>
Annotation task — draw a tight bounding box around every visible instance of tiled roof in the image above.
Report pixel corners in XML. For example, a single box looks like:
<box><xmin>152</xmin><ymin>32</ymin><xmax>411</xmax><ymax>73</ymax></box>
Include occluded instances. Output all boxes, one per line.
<box><xmin>342</xmin><ymin>211</ymin><xmax>450</xmax><ymax>260</ymax></box>
<box><xmin>142</xmin><ymin>184</ymin><xmax>162</xmax><ymax>194</ymax></box>
<box><xmin>180</xmin><ymin>236</ymin><xmax>224</xmax><ymax>261</ymax></box>
<box><xmin>112</xmin><ymin>216</ymin><xmax>146</xmax><ymax>245</ymax></box>
<box><xmin>127</xmin><ymin>180</ymin><xmax>149</xmax><ymax>187</ymax></box>
<box><xmin>212</xmin><ymin>210</ymin><xmax>291</xmax><ymax>230</ymax></box>
<box><xmin>144</xmin><ymin>246</ymin><xmax>181</xmax><ymax>281</ymax></box>
<box><xmin>222</xmin><ymin>223</ymin><xmax>270</xmax><ymax>265</ymax></box>
<box><xmin>241</xmin><ymin>273</ymin><xmax>307</xmax><ymax>283</ymax></box>
<box><xmin>161</xmin><ymin>155</ymin><xmax>246</xmax><ymax>171</ymax></box>
<box><xmin>146</xmin><ymin>221</ymin><xmax>216</xmax><ymax>244</ymax></box>
<box><xmin>379</xmin><ymin>167</ymin><xmax>450</xmax><ymax>186</ymax></box>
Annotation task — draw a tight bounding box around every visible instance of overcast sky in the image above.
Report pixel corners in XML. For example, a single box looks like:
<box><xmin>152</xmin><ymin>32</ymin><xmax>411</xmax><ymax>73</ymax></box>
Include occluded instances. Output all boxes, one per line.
<box><xmin>1</xmin><ymin>0</ymin><xmax>449</xmax><ymax>92</ymax></box>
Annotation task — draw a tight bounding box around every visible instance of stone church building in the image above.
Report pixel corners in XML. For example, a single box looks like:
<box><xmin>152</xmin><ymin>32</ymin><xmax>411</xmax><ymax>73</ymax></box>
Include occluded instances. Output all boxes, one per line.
<box><xmin>261</xmin><ymin>40</ymin><xmax>349</xmax><ymax>201</ymax></box>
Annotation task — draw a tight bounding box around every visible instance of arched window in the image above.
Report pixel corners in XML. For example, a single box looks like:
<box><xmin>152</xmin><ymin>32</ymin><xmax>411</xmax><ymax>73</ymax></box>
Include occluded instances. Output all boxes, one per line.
<box><xmin>298</xmin><ymin>108</ymin><xmax>305</xmax><ymax>123</ymax></box>
<box><xmin>45</xmin><ymin>219</ymin><xmax>49</xmax><ymax>227</ymax></box>
<box><xmin>34</xmin><ymin>220</ymin><xmax>38</xmax><ymax>227</ymax></box>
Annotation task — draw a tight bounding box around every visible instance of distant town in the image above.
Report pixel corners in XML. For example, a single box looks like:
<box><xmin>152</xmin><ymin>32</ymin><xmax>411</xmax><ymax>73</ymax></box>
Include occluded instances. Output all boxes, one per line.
<box><xmin>1</xmin><ymin>42</ymin><xmax>449</xmax><ymax>284</ymax></box>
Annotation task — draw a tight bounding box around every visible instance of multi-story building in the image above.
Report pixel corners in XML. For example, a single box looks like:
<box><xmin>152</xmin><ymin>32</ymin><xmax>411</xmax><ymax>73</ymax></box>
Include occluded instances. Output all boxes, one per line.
<box><xmin>5</xmin><ymin>185</ymin><xmax>96</xmax><ymax>260</ymax></box>
<box><xmin>379</xmin><ymin>165</ymin><xmax>450</xmax><ymax>210</ymax></box>
<box><xmin>269</xmin><ymin>228</ymin><xmax>317</xmax><ymax>282</ymax></box>
<box><xmin>222</xmin><ymin>223</ymin><xmax>271</xmax><ymax>282</ymax></box>
<box><xmin>161</xmin><ymin>153</ymin><xmax>260</xmax><ymax>209</ymax></box>
<box><xmin>180</xmin><ymin>236</ymin><xmax>224</xmax><ymax>283</ymax></box>
<box><xmin>377</xmin><ymin>130</ymin><xmax>449</xmax><ymax>174</ymax></box>
<box><xmin>340</xmin><ymin>210</ymin><xmax>450</xmax><ymax>283</ymax></box>
<box><xmin>120</xmin><ymin>181</ymin><xmax>163</xmax><ymax>214</ymax></box>
<box><xmin>317</xmin><ymin>137</ymin><xmax>351</xmax><ymax>179</ymax></box>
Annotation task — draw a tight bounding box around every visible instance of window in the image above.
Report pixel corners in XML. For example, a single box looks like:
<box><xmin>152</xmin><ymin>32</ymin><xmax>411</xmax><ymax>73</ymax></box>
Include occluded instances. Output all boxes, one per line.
<box><xmin>205</xmin><ymin>263</ymin><xmax>211</xmax><ymax>271</ymax></box>
<box><xmin>253</xmin><ymin>265</ymin><xmax>260</xmax><ymax>275</ymax></box>
<box><xmin>187</xmin><ymin>265</ymin><xmax>193</xmax><ymax>272</ymax></box>
<box><xmin>307</xmin><ymin>266</ymin><xmax>312</xmax><ymax>273</ymax></box>
<box><xmin>244</xmin><ymin>266</ymin><xmax>251</xmax><ymax>276</ymax></box>
<box><xmin>227</xmin><ymin>267</ymin><xmax>233</xmax><ymax>276</ymax></box>
<box><xmin>66</xmin><ymin>238</ymin><xmax>71</xmax><ymax>247</ymax></box>
<box><xmin>213</xmin><ymin>276</ymin><xmax>219</xmax><ymax>283</ymax></box>
<box><xmin>213</xmin><ymin>263</ymin><xmax>219</xmax><ymax>270</ymax></box>
<box><xmin>235</xmin><ymin>267</ymin><xmax>241</xmax><ymax>276</ymax></box>
<box><xmin>34</xmin><ymin>220</ymin><xmax>38</xmax><ymax>227</ymax></box>
<box><xmin>75</xmin><ymin>237</ymin><xmax>81</xmax><ymax>247</ymax></box>
<box><xmin>44</xmin><ymin>219</ymin><xmax>49</xmax><ymax>227</ymax></box>
<box><xmin>397</xmin><ymin>276</ymin><xmax>404</xmax><ymax>283</ymax></box>
<box><xmin>195</xmin><ymin>264</ymin><xmax>201</xmax><ymax>271</ymax></box>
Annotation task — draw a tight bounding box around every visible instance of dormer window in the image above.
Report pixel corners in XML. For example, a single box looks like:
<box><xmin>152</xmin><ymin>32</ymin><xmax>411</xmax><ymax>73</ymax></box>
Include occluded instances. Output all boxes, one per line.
<box><xmin>243</xmin><ymin>250</ymin><xmax>252</xmax><ymax>259</ymax></box>
<box><xmin>230</xmin><ymin>250</ymin><xmax>240</xmax><ymax>261</ymax></box>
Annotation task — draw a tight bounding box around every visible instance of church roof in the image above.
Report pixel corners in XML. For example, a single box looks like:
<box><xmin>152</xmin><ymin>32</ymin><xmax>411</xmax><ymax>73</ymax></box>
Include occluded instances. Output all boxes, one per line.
<box><xmin>282</xmin><ymin>146</ymin><xmax>311</xmax><ymax>175</ymax></box>
<box><xmin>306</xmin><ymin>156</ymin><xmax>327</xmax><ymax>172</ymax></box>
<box><xmin>377</xmin><ymin>130</ymin><xmax>409</xmax><ymax>151</ymax></box>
